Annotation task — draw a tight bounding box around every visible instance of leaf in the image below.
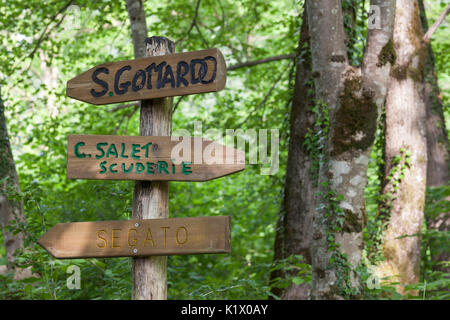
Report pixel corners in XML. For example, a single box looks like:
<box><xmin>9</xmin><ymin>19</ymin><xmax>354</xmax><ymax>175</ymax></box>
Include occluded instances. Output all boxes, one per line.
<box><xmin>292</xmin><ymin>277</ymin><xmax>304</xmax><ymax>285</ymax></box>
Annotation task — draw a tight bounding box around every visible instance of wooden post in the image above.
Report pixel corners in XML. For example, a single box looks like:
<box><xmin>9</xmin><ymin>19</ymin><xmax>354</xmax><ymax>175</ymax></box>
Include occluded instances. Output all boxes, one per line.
<box><xmin>132</xmin><ymin>36</ymin><xmax>175</xmax><ymax>300</ymax></box>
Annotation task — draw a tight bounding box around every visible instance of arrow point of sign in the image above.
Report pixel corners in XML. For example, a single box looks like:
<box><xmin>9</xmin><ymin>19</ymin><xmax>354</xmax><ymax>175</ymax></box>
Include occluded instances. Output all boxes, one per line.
<box><xmin>37</xmin><ymin>232</ymin><xmax>59</xmax><ymax>259</ymax></box>
<box><xmin>216</xmin><ymin>48</ymin><xmax>227</xmax><ymax>91</ymax></box>
<box><xmin>37</xmin><ymin>223</ymin><xmax>73</xmax><ymax>259</ymax></box>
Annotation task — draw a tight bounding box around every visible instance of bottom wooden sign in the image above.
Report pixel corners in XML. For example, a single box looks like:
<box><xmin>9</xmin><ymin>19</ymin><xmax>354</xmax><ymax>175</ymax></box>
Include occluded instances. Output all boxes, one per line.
<box><xmin>37</xmin><ymin>216</ymin><xmax>231</xmax><ymax>259</ymax></box>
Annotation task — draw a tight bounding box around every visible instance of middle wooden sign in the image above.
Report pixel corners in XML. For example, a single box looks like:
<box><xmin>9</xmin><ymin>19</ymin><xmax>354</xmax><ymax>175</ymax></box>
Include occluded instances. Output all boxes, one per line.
<box><xmin>67</xmin><ymin>134</ymin><xmax>245</xmax><ymax>181</ymax></box>
<box><xmin>66</xmin><ymin>48</ymin><xmax>227</xmax><ymax>105</ymax></box>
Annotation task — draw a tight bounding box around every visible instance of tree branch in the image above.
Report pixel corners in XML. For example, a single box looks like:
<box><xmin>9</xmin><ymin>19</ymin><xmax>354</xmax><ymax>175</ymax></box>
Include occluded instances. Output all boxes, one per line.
<box><xmin>235</xmin><ymin>60</ymin><xmax>292</xmax><ymax>128</ymax></box>
<box><xmin>187</xmin><ymin>0</ymin><xmax>202</xmax><ymax>36</ymax></box>
<box><xmin>29</xmin><ymin>0</ymin><xmax>74</xmax><ymax>60</ymax></box>
<box><xmin>228</xmin><ymin>53</ymin><xmax>296</xmax><ymax>71</ymax></box>
<box><xmin>126</xmin><ymin>0</ymin><xmax>148</xmax><ymax>58</ymax></box>
<box><xmin>172</xmin><ymin>96</ymin><xmax>186</xmax><ymax>113</ymax></box>
<box><xmin>177</xmin><ymin>0</ymin><xmax>202</xmax><ymax>45</ymax></box>
<box><xmin>423</xmin><ymin>4</ymin><xmax>450</xmax><ymax>44</ymax></box>
<box><xmin>399</xmin><ymin>3</ymin><xmax>449</xmax><ymax>73</ymax></box>
<box><xmin>108</xmin><ymin>102</ymin><xmax>140</xmax><ymax>112</ymax></box>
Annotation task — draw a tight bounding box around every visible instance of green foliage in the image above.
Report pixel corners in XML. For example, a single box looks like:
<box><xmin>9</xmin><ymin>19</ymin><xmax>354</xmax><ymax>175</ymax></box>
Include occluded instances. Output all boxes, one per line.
<box><xmin>303</xmin><ymin>98</ymin><xmax>328</xmax><ymax>186</ymax></box>
<box><xmin>0</xmin><ymin>0</ymin><xmax>448</xmax><ymax>301</ymax></box>
<box><xmin>365</xmin><ymin>147</ymin><xmax>412</xmax><ymax>264</ymax></box>
<box><xmin>363</xmin><ymin>134</ymin><xmax>450</xmax><ymax>300</ymax></box>
<box><xmin>269</xmin><ymin>254</ymin><xmax>311</xmax><ymax>298</ymax></box>
<box><xmin>342</xmin><ymin>0</ymin><xmax>367</xmax><ymax>66</ymax></box>
<box><xmin>427</xmin><ymin>0</ymin><xmax>450</xmax><ymax>129</ymax></box>
<box><xmin>417</xmin><ymin>185</ymin><xmax>450</xmax><ymax>300</ymax></box>
<box><xmin>0</xmin><ymin>0</ymin><xmax>300</xmax><ymax>300</ymax></box>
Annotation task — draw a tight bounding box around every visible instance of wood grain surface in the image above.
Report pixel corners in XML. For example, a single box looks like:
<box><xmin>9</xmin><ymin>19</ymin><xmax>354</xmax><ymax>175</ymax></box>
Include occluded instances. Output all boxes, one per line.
<box><xmin>67</xmin><ymin>134</ymin><xmax>245</xmax><ymax>181</ymax></box>
<box><xmin>66</xmin><ymin>48</ymin><xmax>227</xmax><ymax>105</ymax></box>
<box><xmin>37</xmin><ymin>216</ymin><xmax>231</xmax><ymax>259</ymax></box>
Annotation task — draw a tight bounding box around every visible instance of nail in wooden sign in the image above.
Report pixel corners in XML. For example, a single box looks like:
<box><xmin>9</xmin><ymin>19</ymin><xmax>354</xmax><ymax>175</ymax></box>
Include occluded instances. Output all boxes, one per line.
<box><xmin>67</xmin><ymin>134</ymin><xmax>245</xmax><ymax>181</ymax></box>
<box><xmin>37</xmin><ymin>216</ymin><xmax>231</xmax><ymax>259</ymax></box>
<box><xmin>66</xmin><ymin>48</ymin><xmax>227</xmax><ymax>105</ymax></box>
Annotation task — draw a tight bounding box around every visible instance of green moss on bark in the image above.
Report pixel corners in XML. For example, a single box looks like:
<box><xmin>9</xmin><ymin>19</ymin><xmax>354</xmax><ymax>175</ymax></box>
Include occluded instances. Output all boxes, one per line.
<box><xmin>377</xmin><ymin>39</ymin><xmax>396</xmax><ymax>67</ymax></box>
<box><xmin>331</xmin><ymin>75</ymin><xmax>378</xmax><ymax>156</ymax></box>
<box><xmin>390</xmin><ymin>3</ymin><xmax>426</xmax><ymax>83</ymax></box>
<box><xmin>343</xmin><ymin>209</ymin><xmax>363</xmax><ymax>233</ymax></box>
<box><xmin>391</xmin><ymin>64</ymin><xmax>408</xmax><ymax>80</ymax></box>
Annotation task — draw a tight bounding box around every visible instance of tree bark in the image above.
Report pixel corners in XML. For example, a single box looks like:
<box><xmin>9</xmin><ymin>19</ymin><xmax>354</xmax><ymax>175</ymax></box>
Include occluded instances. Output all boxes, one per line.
<box><xmin>0</xmin><ymin>87</ymin><xmax>27</xmax><ymax>275</ymax></box>
<box><xmin>307</xmin><ymin>0</ymin><xmax>350</xmax><ymax>300</ymax></box>
<box><xmin>270</xmin><ymin>6</ymin><xmax>315</xmax><ymax>300</ymax></box>
<box><xmin>125</xmin><ymin>0</ymin><xmax>148</xmax><ymax>59</ymax></box>
<box><xmin>418</xmin><ymin>0</ymin><xmax>449</xmax><ymax>274</ymax></box>
<box><xmin>307</xmin><ymin>0</ymin><xmax>395</xmax><ymax>299</ymax></box>
<box><xmin>228</xmin><ymin>54</ymin><xmax>296</xmax><ymax>71</ymax></box>
<box><xmin>378</xmin><ymin>0</ymin><xmax>428</xmax><ymax>292</ymax></box>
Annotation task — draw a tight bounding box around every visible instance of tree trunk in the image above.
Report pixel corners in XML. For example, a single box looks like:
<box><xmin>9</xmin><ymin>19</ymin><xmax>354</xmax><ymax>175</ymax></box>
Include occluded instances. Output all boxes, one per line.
<box><xmin>307</xmin><ymin>0</ymin><xmax>395</xmax><ymax>299</ymax></box>
<box><xmin>125</xmin><ymin>0</ymin><xmax>175</xmax><ymax>300</ymax></box>
<box><xmin>307</xmin><ymin>0</ymin><xmax>351</xmax><ymax>300</ymax></box>
<box><xmin>125</xmin><ymin>0</ymin><xmax>148</xmax><ymax>59</ymax></box>
<box><xmin>378</xmin><ymin>0</ymin><xmax>428</xmax><ymax>292</ymax></box>
<box><xmin>0</xmin><ymin>87</ymin><xmax>28</xmax><ymax>278</ymax></box>
<box><xmin>270</xmin><ymin>6</ymin><xmax>315</xmax><ymax>300</ymax></box>
<box><xmin>131</xmin><ymin>37</ymin><xmax>174</xmax><ymax>300</ymax></box>
<box><xmin>418</xmin><ymin>0</ymin><xmax>449</xmax><ymax>274</ymax></box>
<box><xmin>417</xmin><ymin>0</ymin><xmax>449</xmax><ymax>188</ymax></box>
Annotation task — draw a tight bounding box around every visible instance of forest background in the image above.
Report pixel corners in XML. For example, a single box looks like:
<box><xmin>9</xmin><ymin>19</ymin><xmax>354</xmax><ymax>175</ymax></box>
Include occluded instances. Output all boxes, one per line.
<box><xmin>0</xmin><ymin>0</ymin><xmax>448</xmax><ymax>300</ymax></box>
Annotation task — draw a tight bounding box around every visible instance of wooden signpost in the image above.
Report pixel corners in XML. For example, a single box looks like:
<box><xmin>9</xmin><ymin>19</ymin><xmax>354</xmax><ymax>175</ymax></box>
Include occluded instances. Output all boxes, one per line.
<box><xmin>66</xmin><ymin>48</ymin><xmax>226</xmax><ymax>105</ymax></box>
<box><xmin>37</xmin><ymin>216</ymin><xmax>231</xmax><ymax>259</ymax></box>
<box><xmin>67</xmin><ymin>134</ymin><xmax>245</xmax><ymax>181</ymax></box>
<box><xmin>39</xmin><ymin>36</ymin><xmax>240</xmax><ymax>300</ymax></box>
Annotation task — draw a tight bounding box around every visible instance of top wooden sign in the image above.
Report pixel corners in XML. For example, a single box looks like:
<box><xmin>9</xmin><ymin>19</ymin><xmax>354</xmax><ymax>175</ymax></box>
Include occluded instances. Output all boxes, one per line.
<box><xmin>66</xmin><ymin>48</ymin><xmax>227</xmax><ymax>105</ymax></box>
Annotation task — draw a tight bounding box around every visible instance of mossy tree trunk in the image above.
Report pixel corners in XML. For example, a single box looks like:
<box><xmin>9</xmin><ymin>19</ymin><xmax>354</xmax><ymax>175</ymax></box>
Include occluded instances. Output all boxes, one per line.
<box><xmin>307</xmin><ymin>0</ymin><xmax>396</xmax><ymax>299</ymax></box>
<box><xmin>418</xmin><ymin>0</ymin><xmax>449</xmax><ymax>274</ymax></box>
<box><xmin>0</xmin><ymin>87</ymin><xmax>27</xmax><ymax>275</ymax></box>
<box><xmin>271</xmin><ymin>1</ymin><xmax>377</xmax><ymax>300</ymax></box>
<box><xmin>377</xmin><ymin>0</ymin><xmax>428</xmax><ymax>291</ymax></box>
<box><xmin>271</xmin><ymin>6</ymin><xmax>315</xmax><ymax>300</ymax></box>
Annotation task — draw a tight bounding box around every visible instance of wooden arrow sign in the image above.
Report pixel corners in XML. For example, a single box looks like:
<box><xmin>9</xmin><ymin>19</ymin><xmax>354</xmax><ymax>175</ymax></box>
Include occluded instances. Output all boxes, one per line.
<box><xmin>37</xmin><ymin>216</ymin><xmax>231</xmax><ymax>259</ymax></box>
<box><xmin>67</xmin><ymin>134</ymin><xmax>245</xmax><ymax>181</ymax></box>
<box><xmin>66</xmin><ymin>48</ymin><xmax>226</xmax><ymax>105</ymax></box>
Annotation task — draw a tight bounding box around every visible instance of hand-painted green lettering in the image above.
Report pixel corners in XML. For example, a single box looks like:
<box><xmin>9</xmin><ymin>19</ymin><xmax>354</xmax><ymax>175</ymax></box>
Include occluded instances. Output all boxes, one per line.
<box><xmin>99</xmin><ymin>161</ymin><xmax>107</xmax><ymax>174</ymax></box>
<box><xmin>109</xmin><ymin>163</ymin><xmax>118</xmax><ymax>173</ymax></box>
<box><xmin>131</xmin><ymin>144</ymin><xmax>141</xmax><ymax>159</ymax></box>
<box><xmin>122</xmin><ymin>163</ymin><xmax>133</xmax><ymax>173</ymax></box>
<box><xmin>158</xmin><ymin>161</ymin><xmax>169</xmax><ymax>174</ymax></box>
<box><xmin>147</xmin><ymin>162</ymin><xmax>155</xmax><ymax>174</ymax></box>
<box><xmin>106</xmin><ymin>143</ymin><xmax>118</xmax><ymax>158</ymax></box>
<box><xmin>182</xmin><ymin>161</ymin><xmax>192</xmax><ymax>175</ymax></box>
<box><xmin>141</xmin><ymin>142</ymin><xmax>152</xmax><ymax>158</ymax></box>
<box><xmin>74</xmin><ymin>142</ymin><xmax>87</xmax><ymax>158</ymax></box>
<box><xmin>136</xmin><ymin>162</ymin><xmax>145</xmax><ymax>174</ymax></box>
<box><xmin>120</xmin><ymin>143</ymin><xmax>129</xmax><ymax>158</ymax></box>
<box><xmin>96</xmin><ymin>142</ymin><xmax>108</xmax><ymax>159</ymax></box>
